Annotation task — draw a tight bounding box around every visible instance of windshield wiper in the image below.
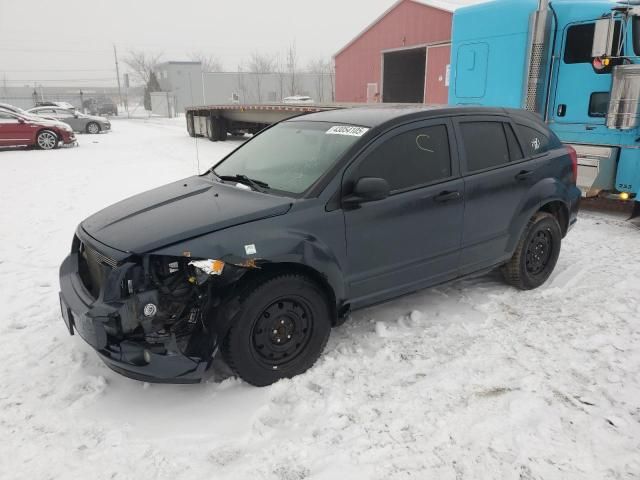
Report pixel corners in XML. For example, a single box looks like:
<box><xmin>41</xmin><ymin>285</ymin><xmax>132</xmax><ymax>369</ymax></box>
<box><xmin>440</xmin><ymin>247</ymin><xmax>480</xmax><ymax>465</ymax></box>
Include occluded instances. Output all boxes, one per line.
<box><xmin>215</xmin><ymin>173</ymin><xmax>269</xmax><ymax>192</ymax></box>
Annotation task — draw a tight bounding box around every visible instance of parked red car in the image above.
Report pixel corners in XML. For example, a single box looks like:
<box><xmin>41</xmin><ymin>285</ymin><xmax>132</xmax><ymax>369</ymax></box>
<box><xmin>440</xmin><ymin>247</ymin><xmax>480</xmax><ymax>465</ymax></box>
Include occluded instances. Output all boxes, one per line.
<box><xmin>0</xmin><ymin>110</ymin><xmax>76</xmax><ymax>150</ymax></box>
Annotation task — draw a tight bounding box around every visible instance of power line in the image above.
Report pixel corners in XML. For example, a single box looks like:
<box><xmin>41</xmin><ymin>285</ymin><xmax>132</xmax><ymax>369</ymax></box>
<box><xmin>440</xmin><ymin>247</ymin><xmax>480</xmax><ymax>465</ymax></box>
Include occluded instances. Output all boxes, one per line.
<box><xmin>1</xmin><ymin>68</ymin><xmax>114</xmax><ymax>73</ymax></box>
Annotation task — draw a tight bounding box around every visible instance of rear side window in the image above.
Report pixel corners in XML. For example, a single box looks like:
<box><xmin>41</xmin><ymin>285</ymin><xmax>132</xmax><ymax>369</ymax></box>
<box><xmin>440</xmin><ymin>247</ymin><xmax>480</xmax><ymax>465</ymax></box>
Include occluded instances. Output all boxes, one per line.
<box><xmin>460</xmin><ymin>122</ymin><xmax>510</xmax><ymax>172</ymax></box>
<box><xmin>358</xmin><ymin>124</ymin><xmax>451</xmax><ymax>191</ymax></box>
<box><xmin>515</xmin><ymin>124</ymin><xmax>551</xmax><ymax>157</ymax></box>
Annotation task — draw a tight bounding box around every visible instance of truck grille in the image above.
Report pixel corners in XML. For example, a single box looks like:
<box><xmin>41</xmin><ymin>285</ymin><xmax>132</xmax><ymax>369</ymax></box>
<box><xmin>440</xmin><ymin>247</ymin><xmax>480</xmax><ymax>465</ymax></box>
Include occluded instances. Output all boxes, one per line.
<box><xmin>78</xmin><ymin>241</ymin><xmax>116</xmax><ymax>297</ymax></box>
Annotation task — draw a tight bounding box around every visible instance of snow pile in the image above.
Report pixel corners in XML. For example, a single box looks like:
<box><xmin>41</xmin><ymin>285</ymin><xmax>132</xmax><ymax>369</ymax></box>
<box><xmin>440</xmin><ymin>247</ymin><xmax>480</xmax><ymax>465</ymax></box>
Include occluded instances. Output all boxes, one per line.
<box><xmin>1</xmin><ymin>118</ymin><xmax>639</xmax><ymax>479</ymax></box>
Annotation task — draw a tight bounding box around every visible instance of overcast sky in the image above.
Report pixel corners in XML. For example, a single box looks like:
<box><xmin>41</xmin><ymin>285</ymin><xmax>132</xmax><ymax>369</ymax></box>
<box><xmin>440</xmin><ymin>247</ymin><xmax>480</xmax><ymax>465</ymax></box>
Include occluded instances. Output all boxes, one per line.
<box><xmin>0</xmin><ymin>0</ymin><xmax>398</xmax><ymax>88</ymax></box>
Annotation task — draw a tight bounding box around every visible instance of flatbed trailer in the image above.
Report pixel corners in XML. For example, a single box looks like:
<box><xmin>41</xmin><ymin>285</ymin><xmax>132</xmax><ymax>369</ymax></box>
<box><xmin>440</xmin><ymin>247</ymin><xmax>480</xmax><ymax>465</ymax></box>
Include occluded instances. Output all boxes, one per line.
<box><xmin>184</xmin><ymin>103</ymin><xmax>350</xmax><ymax>141</ymax></box>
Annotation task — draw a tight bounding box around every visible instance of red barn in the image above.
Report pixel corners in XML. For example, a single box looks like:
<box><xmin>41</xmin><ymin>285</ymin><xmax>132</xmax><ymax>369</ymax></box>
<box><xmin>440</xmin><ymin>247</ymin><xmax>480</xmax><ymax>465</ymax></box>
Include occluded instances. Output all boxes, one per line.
<box><xmin>334</xmin><ymin>0</ymin><xmax>482</xmax><ymax>104</ymax></box>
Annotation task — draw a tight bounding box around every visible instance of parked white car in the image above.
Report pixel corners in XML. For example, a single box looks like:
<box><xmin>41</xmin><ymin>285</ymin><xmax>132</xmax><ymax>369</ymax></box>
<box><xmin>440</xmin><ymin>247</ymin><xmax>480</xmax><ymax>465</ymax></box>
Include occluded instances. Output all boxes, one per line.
<box><xmin>282</xmin><ymin>96</ymin><xmax>315</xmax><ymax>104</ymax></box>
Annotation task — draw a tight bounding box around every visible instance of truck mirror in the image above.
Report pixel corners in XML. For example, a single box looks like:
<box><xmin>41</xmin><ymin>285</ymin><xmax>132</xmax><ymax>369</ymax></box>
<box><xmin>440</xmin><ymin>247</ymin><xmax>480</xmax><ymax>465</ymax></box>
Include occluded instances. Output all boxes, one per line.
<box><xmin>593</xmin><ymin>17</ymin><xmax>615</xmax><ymax>58</ymax></box>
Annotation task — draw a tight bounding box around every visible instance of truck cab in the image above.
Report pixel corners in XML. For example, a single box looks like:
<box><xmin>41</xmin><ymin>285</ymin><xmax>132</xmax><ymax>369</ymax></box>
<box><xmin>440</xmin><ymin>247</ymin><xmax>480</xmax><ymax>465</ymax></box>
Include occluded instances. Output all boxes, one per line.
<box><xmin>449</xmin><ymin>0</ymin><xmax>640</xmax><ymax>207</ymax></box>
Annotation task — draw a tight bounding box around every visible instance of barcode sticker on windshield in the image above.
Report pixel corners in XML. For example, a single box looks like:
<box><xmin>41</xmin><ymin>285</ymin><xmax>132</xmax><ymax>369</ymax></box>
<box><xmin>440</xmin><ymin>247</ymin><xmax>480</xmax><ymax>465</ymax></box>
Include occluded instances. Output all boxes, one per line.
<box><xmin>326</xmin><ymin>126</ymin><xmax>369</xmax><ymax>137</ymax></box>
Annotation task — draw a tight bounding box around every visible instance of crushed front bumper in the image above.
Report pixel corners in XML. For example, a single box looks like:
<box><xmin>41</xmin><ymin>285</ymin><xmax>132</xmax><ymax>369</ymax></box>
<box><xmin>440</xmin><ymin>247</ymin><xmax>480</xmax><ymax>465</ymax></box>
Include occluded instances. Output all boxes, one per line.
<box><xmin>59</xmin><ymin>244</ymin><xmax>210</xmax><ymax>384</ymax></box>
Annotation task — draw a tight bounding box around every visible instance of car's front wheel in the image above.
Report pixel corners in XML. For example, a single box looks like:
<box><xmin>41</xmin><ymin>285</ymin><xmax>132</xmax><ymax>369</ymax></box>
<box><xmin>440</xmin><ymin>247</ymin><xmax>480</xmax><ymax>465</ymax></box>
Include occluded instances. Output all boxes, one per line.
<box><xmin>86</xmin><ymin>122</ymin><xmax>100</xmax><ymax>134</ymax></box>
<box><xmin>502</xmin><ymin>212</ymin><xmax>562</xmax><ymax>290</ymax></box>
<box><xmin>36</xmin><ymin>130</ymin><xmax>58</xmax><ymax>150</ymax></box>
<box><xmin>221</xmin><ymin>274</ymin><xmax>332</xmax><ymax>386</ymax></box>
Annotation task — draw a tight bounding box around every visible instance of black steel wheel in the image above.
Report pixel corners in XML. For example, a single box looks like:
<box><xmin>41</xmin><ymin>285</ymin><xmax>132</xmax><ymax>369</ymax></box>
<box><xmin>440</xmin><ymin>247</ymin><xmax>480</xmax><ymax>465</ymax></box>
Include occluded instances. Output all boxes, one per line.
<box><xmin>502</xmin><ymin>212</ymin><xmax>562</xmax><ymax>290</ymax></box>
<box><xmin>221</xmin><ymin>274</ymin><xmax>332</xmax><ymax>386</ymax></box>
<box><xmin>251</xmin><ymin>298</ymin><xmax>313</xmax><ymax>368</ymax></box>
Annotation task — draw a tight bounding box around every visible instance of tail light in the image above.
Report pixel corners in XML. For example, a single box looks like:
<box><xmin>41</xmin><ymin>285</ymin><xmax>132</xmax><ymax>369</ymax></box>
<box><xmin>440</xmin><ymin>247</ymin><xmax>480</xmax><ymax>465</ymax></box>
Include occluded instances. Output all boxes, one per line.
<box><xmin>566</xmin><ymin>145</ymin><xmax>578</xmax><ymax>184</ymax></box>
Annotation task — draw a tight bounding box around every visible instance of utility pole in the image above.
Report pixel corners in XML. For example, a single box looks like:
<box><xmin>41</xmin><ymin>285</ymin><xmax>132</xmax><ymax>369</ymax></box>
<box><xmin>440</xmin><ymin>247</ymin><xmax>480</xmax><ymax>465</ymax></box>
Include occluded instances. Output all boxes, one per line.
<box><xmin>113</xmin><ymin>45</ymin><xmax>123</xmax><ymax>111</ymax></box>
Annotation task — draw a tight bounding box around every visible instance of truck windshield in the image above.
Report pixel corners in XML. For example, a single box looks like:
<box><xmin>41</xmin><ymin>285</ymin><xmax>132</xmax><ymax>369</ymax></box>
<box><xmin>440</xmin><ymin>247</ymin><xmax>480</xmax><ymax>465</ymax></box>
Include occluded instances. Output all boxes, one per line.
<box><xmin>213</xmin><ymin>121</ymin><xmax>366</xmax><ymax>195</ymax></box>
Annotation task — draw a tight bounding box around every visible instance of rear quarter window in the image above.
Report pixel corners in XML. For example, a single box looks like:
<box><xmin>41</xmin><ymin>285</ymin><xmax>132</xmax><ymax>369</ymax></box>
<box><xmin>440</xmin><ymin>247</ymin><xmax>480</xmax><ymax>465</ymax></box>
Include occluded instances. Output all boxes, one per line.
<box><xmin>515</xmin><ymin>124</ymin><xmax>554</xmax><ymax>157</ymax></box>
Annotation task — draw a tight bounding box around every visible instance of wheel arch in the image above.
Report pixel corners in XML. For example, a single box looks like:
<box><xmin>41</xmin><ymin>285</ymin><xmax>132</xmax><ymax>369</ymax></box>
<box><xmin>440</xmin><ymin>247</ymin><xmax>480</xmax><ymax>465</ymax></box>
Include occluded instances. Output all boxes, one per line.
<box><xmin>505</xmin><ymin>177</ymin><xmax>573</xmax><ymax>257</ymax></box>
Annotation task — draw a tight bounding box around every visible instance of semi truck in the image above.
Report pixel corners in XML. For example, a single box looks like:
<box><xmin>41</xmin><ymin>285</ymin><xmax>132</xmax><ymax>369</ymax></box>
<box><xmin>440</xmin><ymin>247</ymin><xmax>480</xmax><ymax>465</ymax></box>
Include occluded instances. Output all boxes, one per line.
<box><xmin>449</xmin><ymin>0</ymin><xmax>640</xmax><ymax>216</ymax></box>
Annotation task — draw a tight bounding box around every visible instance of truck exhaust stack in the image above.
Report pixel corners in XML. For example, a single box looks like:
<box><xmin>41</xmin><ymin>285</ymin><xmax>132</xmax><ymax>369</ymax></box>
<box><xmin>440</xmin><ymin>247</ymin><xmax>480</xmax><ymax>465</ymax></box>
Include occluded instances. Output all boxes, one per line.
<box><xmin>523</xmin><ymin>0</ymin><xmax>552</xmax><ymax>115</ymax></box>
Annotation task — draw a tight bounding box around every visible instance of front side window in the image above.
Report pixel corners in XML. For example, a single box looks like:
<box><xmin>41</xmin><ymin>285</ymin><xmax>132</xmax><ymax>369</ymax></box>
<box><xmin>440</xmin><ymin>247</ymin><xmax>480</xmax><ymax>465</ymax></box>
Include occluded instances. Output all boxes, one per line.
<box><xmin>213</xmin><ymin>121</ymin><xmax>363</xmax><ymax>195</ymax></box>
<box><xmin>565</xmin><ymin>21</ymin><xmax>623</xmax><ymax>65</ymax></box>
<box><xmin>0</xmin><ymin>111</ymin><xmax>16</xmax><ymax>121</ymax></box>
<box><xmin>356</xmin><ymin>124</ymin><xmax>452</xmax><ymax>192</ymax></box>
<box><xmin>589</xmin><ymin>92</ymin><xmax>610</xmax><ymax>117</ymax></box>
<box><xmin>460</xmin><ymin>122</ymin><xmax>510</xmax><ymax>172</ymax></box>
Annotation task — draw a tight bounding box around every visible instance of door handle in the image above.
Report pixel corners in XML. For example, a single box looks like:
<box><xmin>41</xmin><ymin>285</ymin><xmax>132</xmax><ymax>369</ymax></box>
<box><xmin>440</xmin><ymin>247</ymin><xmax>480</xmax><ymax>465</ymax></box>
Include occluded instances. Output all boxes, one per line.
<box><xmin>515</xmin><ymin>170</ymin><xmax>534</xmax><ymax>181</ymax></box>
<box><xmin>557</xmin><ymin>104</ymin><xmax>567</xmax><ymax>117</ymax></box>
<box><xmin>434</xmin><ymin>191</ymin><xmax>462</xmax><ymax>203</ymax></box>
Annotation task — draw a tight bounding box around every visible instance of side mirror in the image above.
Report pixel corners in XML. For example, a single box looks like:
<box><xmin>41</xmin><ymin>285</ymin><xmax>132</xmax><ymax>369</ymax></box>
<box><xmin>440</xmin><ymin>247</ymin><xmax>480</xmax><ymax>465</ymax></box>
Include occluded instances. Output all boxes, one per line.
<box><xmin>17</xmin><ymin>117</ymin><xmax>25</xmax><ymax>124</ymax></box>
<box><xmin>344</xmin><ymin>177</ymin><xmax>390</xmax><ymax>205</ymax></box>
<box><xmin>592</xmin><ymin>17</ymin><xmax>615</xmax><ymax>58</ymax></box>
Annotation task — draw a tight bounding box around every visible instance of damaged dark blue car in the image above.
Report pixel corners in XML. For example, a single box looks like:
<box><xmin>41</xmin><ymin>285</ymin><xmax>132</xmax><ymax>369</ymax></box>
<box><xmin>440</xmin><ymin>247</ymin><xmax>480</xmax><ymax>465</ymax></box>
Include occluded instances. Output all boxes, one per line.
<box><xmin>59</xmin><ymin>106</ymin><xmax>580</xmax><ymax>386</ymax></box>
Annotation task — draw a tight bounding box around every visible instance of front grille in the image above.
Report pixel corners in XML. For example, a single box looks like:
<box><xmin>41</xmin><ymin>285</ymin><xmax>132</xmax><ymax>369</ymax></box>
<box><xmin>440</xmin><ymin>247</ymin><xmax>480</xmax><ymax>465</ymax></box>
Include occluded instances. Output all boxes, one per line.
<box><xmin>78</xmin><ymin>241</ymin><xmax>116</xmax><ymax>297</ymax></box>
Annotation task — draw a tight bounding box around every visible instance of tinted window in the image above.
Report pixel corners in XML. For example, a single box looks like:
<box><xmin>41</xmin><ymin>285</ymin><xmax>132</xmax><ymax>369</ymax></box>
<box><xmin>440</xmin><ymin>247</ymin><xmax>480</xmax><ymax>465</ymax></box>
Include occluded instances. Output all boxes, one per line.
<box><xmin>357</xmin><ymin>125</ymin><xmax>451</xmax><ymax>191</ymax></box>
<box><xmin>460</xmin><ymin>122</ymin><xmax>510</xmax><ymax>172</ymax></box>
<box><xmin>565</xmin><ymin>22</ymin><xmax>623</xmax><ymax>65</ymax></box>
<box><xmin>589</xmin><ymin>92</ymin><xmax>610</xmax><ymax>117</ymax></box>
<box><xmin>515</xmin><ymin>124</ymin><xmax>551</xmax><ymax>157</ymax></box>
<box><xmin>0</xmin><ymin>111</ymin><xmax>16</xmax><ymax>120</ymax></box>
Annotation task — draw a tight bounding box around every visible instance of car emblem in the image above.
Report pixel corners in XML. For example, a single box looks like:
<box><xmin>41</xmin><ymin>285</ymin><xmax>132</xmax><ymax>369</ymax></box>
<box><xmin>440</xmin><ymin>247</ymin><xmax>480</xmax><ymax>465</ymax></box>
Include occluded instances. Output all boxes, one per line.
<box><xmin>531</xmin><ymin>138</ymin><xmax>541</xmax><ymax>151</ymax></box>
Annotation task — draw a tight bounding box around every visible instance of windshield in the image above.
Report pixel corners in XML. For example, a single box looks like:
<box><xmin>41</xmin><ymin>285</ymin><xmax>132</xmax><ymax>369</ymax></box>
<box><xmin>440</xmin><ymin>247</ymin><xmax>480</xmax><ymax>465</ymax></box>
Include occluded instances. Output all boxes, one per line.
<box><xmin>213</xmin><ymin>121</ymin><xmax>367</xmax><ymax>195</ymax></box>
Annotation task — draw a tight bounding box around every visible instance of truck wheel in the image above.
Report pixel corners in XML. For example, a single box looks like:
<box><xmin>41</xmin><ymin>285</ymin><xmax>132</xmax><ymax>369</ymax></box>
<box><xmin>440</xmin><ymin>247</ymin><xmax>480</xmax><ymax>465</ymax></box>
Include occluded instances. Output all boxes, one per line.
<box><xmin>221</xmin><ymin>274</ymin><xmax>331</xmax><ymax>386</ymax></box>
<box><xmin>215</xmin><ymin>118</ymin><xmax>227</xmax><ymax>141</ymax></box>
<box><xmin>502</xmin><ymin>212</ymin><xmax>562</xmax><ymax>290</ymax></box>
<box><xmin>186</xmin><ymin>113</ymin><xmax>196</xmax><ymax>137</ymax></box>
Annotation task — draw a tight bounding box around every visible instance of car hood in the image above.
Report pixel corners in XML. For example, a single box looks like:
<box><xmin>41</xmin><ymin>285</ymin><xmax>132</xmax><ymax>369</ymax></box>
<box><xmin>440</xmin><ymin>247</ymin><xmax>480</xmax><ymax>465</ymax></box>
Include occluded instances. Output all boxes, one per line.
<box><xmin>81</xmin><ymin>176</ymin><xmax>293</xmax><ymax>253</ymax></box>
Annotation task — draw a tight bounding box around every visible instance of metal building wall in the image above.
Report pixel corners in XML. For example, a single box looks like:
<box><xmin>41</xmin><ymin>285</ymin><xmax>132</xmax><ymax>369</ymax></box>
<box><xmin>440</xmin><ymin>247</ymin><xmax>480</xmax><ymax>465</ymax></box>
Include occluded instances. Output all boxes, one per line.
<box><xmin>335</xmin><ymin>0</ymin><xmax>453</xmax><ymax>103</ymax></box>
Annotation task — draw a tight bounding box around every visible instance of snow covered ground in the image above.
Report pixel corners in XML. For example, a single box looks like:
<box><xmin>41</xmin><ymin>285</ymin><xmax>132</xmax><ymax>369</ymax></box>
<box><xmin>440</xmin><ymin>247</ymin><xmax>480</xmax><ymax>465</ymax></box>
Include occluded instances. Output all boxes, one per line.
<box><xmin>1</xmin><ymin>118</ymin><xmax>639</xmax><ymax>480</ymax></box>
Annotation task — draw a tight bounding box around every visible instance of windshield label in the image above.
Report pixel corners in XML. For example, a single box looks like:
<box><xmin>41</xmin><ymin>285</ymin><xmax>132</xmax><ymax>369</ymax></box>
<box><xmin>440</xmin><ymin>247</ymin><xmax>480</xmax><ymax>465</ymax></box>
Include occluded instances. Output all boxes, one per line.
<box><xmin>326</xmin><ymin>126</ymin><xmax>369</xmax><ymax>137</ymax></box>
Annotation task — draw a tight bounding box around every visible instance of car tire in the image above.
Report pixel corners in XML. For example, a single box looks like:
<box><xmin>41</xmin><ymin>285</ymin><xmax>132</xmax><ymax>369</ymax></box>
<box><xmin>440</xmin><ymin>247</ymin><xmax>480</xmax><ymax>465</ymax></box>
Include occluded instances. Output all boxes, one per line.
<box><xmin>36</xmin><ymin>130</ymin><xmax>58</xmax><ymax>150</ymax></box>
<box><xmin>86</xmin><ymin>122</ymin><xmax>101</xmax><ymax>134</ymax></box>
<box><xmin>502</xmin><ymin>212</ymin><xmax>562</xmax><ymax>290</ymax></box>
<box><xmin>187</xmin><ymin>113</ymin><xmax>196</xmax><ymax>138</ymax></box>
<box><xmin>221</xmin><ymin>274</ymin><xmax>332</xmax><ymax>386</ymax></box>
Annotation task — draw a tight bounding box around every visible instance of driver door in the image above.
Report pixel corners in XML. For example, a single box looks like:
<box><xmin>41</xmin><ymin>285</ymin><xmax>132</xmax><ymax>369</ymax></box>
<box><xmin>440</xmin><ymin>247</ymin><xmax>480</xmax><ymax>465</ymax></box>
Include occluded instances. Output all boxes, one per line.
<box><xmin>343</xmin><ymin>119</ymin><xmax>464</xmax><ymax>306</ymax></box>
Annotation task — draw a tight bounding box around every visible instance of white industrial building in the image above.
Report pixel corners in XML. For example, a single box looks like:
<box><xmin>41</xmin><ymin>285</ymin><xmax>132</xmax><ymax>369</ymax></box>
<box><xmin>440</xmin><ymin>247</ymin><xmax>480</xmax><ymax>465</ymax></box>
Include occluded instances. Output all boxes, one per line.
<box><xmin>156</xmin><ymin>61</ymin><xmax>335</xmax><ymax>111</ymax></box>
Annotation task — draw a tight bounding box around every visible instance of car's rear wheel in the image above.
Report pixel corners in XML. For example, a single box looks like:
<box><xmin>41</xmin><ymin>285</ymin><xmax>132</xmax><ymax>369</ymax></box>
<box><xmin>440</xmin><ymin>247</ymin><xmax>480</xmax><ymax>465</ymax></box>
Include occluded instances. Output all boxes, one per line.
<box><xmin>36</xmin><ymin>130</ymin><xmax>58</xmax><ymax>150</ymax></box>
<box><xmin>221</xmin><ymin>274</ymin><xmax>332</xmax><ymax>386</ymax></box>
<box><xmin>502</xmin><ymin>212</ymin><xmax>562</xmax><ymax>290</ymax></box>
<box><xmin>86</xmin><ymin>122</ymin><xmax>100</xmax><ymax>134</ymax></box>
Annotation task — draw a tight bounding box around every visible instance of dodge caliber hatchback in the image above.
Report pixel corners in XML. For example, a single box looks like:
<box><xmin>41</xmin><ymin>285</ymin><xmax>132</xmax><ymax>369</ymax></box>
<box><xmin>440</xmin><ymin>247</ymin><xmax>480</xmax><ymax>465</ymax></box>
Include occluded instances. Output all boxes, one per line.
<box><xmin>59</xmin><ymin>106</ymin><xmax>580</xmax><ymax>386</ymax></box>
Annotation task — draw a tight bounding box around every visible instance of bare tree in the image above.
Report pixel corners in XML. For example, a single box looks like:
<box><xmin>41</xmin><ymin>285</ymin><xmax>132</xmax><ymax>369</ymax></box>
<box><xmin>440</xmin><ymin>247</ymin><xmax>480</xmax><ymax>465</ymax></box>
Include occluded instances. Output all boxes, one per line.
<box><xmin>286</xmin><ymin>42</ymin><xmax>298</xmax><ymax>96</ymax></box>
<box><xmin>247</xmin><ymin>52</ymin><xmax>275</xmax><ymax>103</ymax></box>
<box><xmin>189</xmin><ymin>52</ymin><xmax>223</xmax><ymax>72</ymax></box>
<box><xmin>307</xmin><ymin>58</ymin><xmax>332</xmax><ymax>103</ymax></box>
<box><xmin>236</xmin><ymin>64</ymin><xmax>250</xmax><ymax>104</ymax></box>
<box><xmin>275</xmin><ymin>54</ymin><xmax>287</xmax><ymax>101</ymax></box>
<box><xmin>123</xmin><ymin>50</ymin><xmax>163</xmax><ymax>85</ymax></box>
